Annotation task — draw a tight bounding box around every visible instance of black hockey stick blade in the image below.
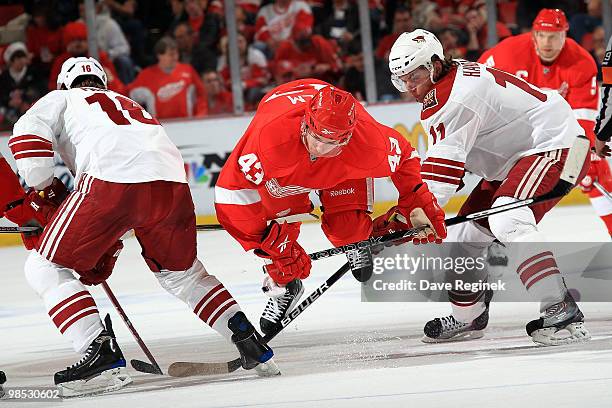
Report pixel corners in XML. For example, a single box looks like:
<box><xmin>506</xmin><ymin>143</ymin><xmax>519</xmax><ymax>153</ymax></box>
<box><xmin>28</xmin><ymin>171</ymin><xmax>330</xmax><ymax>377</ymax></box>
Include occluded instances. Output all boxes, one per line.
<box><xmin>131</xmin><ymin>359</ymin><xmax>163</xmax><ymax>375</ymax></box>
<box><xmin>168</xmin><ymin>359</ymin><xmax>242</xmax><ymax>377</ymax></box>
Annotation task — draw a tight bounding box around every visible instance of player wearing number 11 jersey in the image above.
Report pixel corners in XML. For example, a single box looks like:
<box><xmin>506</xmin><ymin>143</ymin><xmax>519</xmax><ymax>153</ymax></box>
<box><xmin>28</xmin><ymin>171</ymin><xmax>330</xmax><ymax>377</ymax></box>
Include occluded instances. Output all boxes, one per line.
<box><xmin>10</xmin><ymin>57</ymin><xmax>278</xmax><ymax>397</ymax></box>
<box><xmin>389</xmin><ymin>29</ymin><xmax>590</xmax><ymax>345</ymax></box>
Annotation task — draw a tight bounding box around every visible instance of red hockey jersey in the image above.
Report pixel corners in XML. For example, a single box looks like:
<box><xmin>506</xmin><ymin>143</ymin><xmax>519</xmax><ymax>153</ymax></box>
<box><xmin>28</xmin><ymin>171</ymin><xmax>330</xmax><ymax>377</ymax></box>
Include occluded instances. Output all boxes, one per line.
<box><xmin>479</xmin><ymin>33</ymin><xmax>599</xmax><ymax>142</ymax></box>
<box><xmin>214</xmin><ymin>79</ymin><xmax>423</xmax><ymax>250</ymax></box>
<box><xmin>128</xmin><ymin>63</ymin><xmax>208</xmax><ymax>120</ymax></box>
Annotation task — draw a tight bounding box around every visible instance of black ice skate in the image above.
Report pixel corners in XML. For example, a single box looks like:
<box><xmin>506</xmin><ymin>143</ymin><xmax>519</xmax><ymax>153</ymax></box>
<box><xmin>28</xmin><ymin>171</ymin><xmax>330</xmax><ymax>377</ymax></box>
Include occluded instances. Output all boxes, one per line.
<box><xmin>347</xmin><ymin>247</ymin><xmax>374</xmax><ymax>283</ymax></box>
<box><xmin>0</xmin><ymin>370</ymin><xmax>6</xmax><ymax>399</ymax></box>
<box><xmin>486</xmin><ymin>241</ymin><xmax>508</xmax><ymax>267</ymax></box>
<box><xmin>422</xmin><ymin>290</ymin><xmax>493</xmax><ymax>343</ymax></box>
<box><xmin>260</xmin><ymin>278</ymin><xmax>304</xmax><ymax>335</ymax></box>
<box><xmin>54</xmin><ymin>314</ymin><xmax>132</xmax><ymax>397</ymax></box>
<box><xmin>526</xmin><ymin>292</ymin><xmax>590</xmax><ymax>346</ymax></box>
<box><xmin>228</xmin><ymin>311</ymin><xmax>280</xmax><ymax>377</ymax></box>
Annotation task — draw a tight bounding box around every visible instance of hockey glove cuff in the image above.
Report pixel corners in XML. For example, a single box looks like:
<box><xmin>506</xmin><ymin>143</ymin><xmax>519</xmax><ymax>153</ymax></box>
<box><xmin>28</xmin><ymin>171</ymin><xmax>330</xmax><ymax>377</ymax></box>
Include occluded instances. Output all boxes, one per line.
<box><xmin>78</xmin><ymin>241</ymin><xmax>124</xmax><ymax>286</ymax></box>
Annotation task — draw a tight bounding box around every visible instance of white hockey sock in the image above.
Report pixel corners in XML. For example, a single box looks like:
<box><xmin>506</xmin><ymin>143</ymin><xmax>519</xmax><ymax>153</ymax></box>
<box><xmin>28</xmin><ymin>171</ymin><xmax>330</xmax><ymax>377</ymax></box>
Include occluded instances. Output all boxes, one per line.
<box><xmin>25</xmin><ymin>251</ymin><xmax>104</xmax><ymax>353</ymax></box>
<box><xmin>513</xmin><ymin>232</ymin><xmax>566</xmax><ymax>312</ymax></box>
<box><xmin>156</xmin><ymin>258</ymin><xmax>241</xmax><ymax>340</ymax></box>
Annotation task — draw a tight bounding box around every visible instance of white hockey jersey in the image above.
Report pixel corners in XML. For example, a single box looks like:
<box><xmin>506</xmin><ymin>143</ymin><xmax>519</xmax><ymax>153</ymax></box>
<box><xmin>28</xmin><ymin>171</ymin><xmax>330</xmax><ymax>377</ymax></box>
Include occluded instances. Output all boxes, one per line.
<box><xmin>10</xmin><ymin>87</ymin><xmax>186</xmax><ymax>189</ymax></box>
<box><xmin>419</xmin><ymin>60</ymin><xmax>584</xmax><ymax>206</ymax></box>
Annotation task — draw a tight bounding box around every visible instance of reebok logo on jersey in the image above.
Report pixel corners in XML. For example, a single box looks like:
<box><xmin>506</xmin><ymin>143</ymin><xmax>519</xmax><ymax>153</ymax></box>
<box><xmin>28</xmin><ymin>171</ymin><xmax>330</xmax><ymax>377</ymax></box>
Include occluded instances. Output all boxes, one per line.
<box><xmin>422</xmin><ymin>89</ymin><xmax>438</xmax><ymax>110</ymax></box>
<box><xmin>329</xmin><ymin>188</ymin><xmax>355</xmax><ymax>197</ymax></box>
<box><xmin>277</xmin><ymin>235</ymin><xmax>291</xmax><ymax>253</ymax></box>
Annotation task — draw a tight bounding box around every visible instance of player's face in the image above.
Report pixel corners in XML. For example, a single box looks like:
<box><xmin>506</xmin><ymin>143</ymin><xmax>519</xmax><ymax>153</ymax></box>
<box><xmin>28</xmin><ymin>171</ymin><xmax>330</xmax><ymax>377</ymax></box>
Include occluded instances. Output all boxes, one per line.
<box><xmin>301</xmin><ymin>120</ymin><xmax>351</xmax><ymax>158</ymax></box>
<box><xmin>398</xmin><ymin>66</ymin><xmax>433</xmax><ymax>103</ymax></box>
<box><xmin>533</xmin><ymin>31</ymin><xmax>566</xmax><ymax>63</ymax></box>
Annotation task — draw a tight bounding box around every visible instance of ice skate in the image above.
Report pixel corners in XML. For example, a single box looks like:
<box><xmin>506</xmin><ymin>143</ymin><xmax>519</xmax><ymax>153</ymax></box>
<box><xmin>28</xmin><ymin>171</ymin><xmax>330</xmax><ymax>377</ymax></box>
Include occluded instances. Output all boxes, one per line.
<box><xmin>422</xmin><ymin>290</ymin><xmax>493</xmax><ymax>343</ymax></box>
<box><xmin>0</xmin><ymin>370</ymin><xmax>5</xmax><ymax>399</ymax></box>
<box><xmin>228</xmin><ymin>311</ymin><xmax>280</xmax><ymax>377</ymax></box>
<box><xmin>486</xmin><ymin>241</ymin><xmax>508</xmax><ymax>266</ymax></box>
<box><xmin>347</xmin><ymin>247</ymin><xmax>374</xmax><ymax>282</ymax></box>
<box><xmin>260</xmin><ymin>278</ymin><xmax>304</xmax><ymax>335</ymax></box>
<box><xmin>526</xmin><ymin>292</ymin><xmax>591</xmax><ymax>346</ymax></box>
<box><xmin>54</xmin><ymin>315</ymin><xmax>132</xmax><ymax>397</ymax></box>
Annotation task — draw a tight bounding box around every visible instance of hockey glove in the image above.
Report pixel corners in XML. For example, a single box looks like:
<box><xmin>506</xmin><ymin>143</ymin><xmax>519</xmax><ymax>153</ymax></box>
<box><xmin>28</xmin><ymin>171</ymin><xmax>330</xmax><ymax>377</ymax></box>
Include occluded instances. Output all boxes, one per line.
<box><xmin>78</xmin><ymin>240</ymin><xmax>124</xmax><ymax>286</ymax></box>
<box><xmin>256</xmin><ymin>221</ymin><xmax>311</xmax><ymax>285</ymax></box>
<box><xmin>579</xmin><ymin>152</ymin><xmax>609</xmax><ymax>193</ymax></box>
<box><xmin>373</xmin><ymin>183</ymin><xmax>446</xmax><ymax>244</ymax></box>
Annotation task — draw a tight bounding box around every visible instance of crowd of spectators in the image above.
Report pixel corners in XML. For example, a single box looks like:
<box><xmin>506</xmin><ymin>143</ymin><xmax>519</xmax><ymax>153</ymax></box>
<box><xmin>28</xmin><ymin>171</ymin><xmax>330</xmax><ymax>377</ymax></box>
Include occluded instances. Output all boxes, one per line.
<box><xmin>0</xmin><ymin>0</ymin><xmax>609</xmax><ymax>129</ymax></box>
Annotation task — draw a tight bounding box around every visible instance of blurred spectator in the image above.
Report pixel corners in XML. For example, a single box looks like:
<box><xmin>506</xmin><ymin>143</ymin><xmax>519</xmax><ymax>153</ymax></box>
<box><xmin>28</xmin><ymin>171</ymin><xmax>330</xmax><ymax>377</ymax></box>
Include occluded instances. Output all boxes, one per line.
<box><xmin>316</xmin><ymin>0</ymin><xmax>360</xmax><ymax>55</ymax></box>
<box><xmin>173</xmin><ymin>22</ymin><xmax>217</xmax><ymax>73</ymax></box>
<box><xmin>202</xmin><ymin>70</ymin><xmax>234</xmax><ymax>115</ymax></box>
<box><xmin>439</xmin><ymin>27</ymin><xmax>467</xmax><ymax>58</ymax></box>
<box><xmin>129</xmin><ymin>37</ymin><xmax>208</xmax><ymax>119</ymax></box>
<box><xmin>411</xmin><ymin>0</ymin><xmax>444</xmax><ymax>31</ymax></box>
<box><xmin>591</xmin><ymin>25</ymin><xmax>606</xmax><ymax>79</ymax></box>
<box><xmin>25</xmin><ymin>5</ymin><xmax>63</xmax><ymax>75</ymax></box>
<box><xmin>274</xmin><ymin>25</ymin><xmax>341</xmax><ymax>83</ymax></box>
<box><xmin>236</xmin><ymin>6</ymin><xmax>257</xmax><ymax>43</ymax></box>
<box><xmin>255</xmin><ymin>0</ymin><xmax>314</xmax><ymax>55</ymax></box>
<box><xmin>465</xmin><ymin>4</ymin><xmax>512</xmax><ymax>60</ymax></box>
<box><xmin>218</xmin><ymin>34</ymin><xmax>270</xmax><ymax>109</ymax></box>
<box><xmin>78</xmin><ymin>0</ymin><xmax>136</xmax><ymax>83</ymax></box>
<box><xmin>0</xmin><ymin>42</ymin><xmax>45</xmax><ymax>129</ymax></box>
<box><xmin>48</xmin><ymin>21</ymin><xmax>125</xmax><ymax>93</ymax></box>
<box><xmin>341</xmin><ymin>38</ymin><xmax>366</xmax><ymax>100</ymax></box>
<box><xmin>103</xmin><ymin>0</ymin><xmax>147</xmax><ymax>66</ymax></box>
<box><xmin>569</xmin><ymin>0</ymin><xmax>602</xmax><ymax>46</ymax></box>
<box><xmin>376</xmin><ymin>6</ymin><xmax>413</xmax><ymax>61</ymax></box>
<box><xmin>272</xmin><ymin>59</ymin><xmax>297</xmax><ymax>85</ymax></box>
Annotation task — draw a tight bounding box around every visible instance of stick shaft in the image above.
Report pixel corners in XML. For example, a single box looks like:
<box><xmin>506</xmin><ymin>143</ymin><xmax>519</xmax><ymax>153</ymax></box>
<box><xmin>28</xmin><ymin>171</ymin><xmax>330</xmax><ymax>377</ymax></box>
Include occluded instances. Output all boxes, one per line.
<box><xmin>101</xmin><ymin>282</ymin><xmax>163</xmax><ymax>374</ymax></box>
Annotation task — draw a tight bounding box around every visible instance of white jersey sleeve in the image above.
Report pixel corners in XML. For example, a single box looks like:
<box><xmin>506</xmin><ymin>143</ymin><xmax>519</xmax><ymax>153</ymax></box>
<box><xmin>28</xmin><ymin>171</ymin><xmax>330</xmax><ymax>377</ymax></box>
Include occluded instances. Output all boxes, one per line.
<box><xmin>421</xmin><ymin>100</ymin><xmax>480</xmax><ymax>207</ymax></box>
<box><xmin>10</xmin><ymin>90</ymin><xmax>67</xmax><ymax>189</ymax></box>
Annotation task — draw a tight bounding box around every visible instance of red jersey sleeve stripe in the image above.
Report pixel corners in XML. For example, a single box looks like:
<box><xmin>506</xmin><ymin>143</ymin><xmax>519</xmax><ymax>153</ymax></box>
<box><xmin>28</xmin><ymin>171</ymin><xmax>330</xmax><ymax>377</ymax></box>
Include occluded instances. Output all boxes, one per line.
<box><xmin>13</xmin><ymin>151</ymin><xmax>55</xmax><ymax>160</ymax></box>
<box><xmin>423</xmin><ymin>157</ymin><xmax>465</xmax><ymax>169</ymax></box>
<box><xmin>421</xmin><ymin>164</ymin><xmax>465</xmax><ymax>179</ymax></box>
<box><xmin>9</xmin><ymin>141</ymin><xmax>54</xmax><ymax>155</ymax></box>
<box><xmin>8</xmin><ymin>134</ymin><xmax>52</xmax><ymax>146</ymax></box>
<box><xmin>422</xmin><ymin>173</ymin><xmax>463</xmax><ymax>185</ymax></box>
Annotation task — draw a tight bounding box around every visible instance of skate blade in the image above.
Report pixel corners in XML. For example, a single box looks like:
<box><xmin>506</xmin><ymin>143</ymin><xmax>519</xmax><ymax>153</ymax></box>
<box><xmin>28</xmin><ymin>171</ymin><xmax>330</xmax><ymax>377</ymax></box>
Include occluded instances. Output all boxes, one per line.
<box><xmin>530</xmin><ymin>322</ymin><xmax>591</xmax><ymax>346</ymax></box>
<box><xmin>421</xmin><ymin>329</ymin><xmax>485</xmax><ymax>344</ymax></box>
<box><xmin>255</xmin><ymin>359</ymin><xmax>281</xmax><ymax>377</ymax></box>
<box><xmin>58</xmin><ymin>367</ymin><xmax>133</xmax><ymax>398</ymax></box>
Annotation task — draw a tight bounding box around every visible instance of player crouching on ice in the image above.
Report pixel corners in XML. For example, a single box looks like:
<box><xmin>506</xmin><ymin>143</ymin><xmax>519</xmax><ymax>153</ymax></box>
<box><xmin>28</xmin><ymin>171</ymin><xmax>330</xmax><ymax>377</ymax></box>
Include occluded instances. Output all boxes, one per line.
<box><xmin>388</xmin><ymin>29</ymin><xmax>591</xmax><ymax>345</ymax></box>
<box><xmin>8</xmin><ymin>57</ymin><xmax>278</xmax><ymax>397</ymax></box>
<box><xmin>215</xmin><ymin>79</ymin><xmax>446</xmax><ymax>335</ymax></box>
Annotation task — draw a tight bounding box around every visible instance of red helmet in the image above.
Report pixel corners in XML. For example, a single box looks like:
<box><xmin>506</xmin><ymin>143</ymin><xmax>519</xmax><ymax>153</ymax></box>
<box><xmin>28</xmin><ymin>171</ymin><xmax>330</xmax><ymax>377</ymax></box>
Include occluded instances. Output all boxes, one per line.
<box><xmin>532</xmin><ymin>8</ymin><xmax>569</xmax><ymax>32</ymax></box>
<box><xmin>305</xmin><ymin>86</ymin><xmax>356</xmax><ymax>142</ymax></box>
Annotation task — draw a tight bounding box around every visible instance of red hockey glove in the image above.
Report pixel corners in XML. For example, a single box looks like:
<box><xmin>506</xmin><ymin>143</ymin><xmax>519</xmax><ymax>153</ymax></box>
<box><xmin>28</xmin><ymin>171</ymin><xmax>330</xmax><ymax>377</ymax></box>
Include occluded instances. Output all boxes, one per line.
<box><xmin>3</xmin><ymin>178</ymin><xmax>69</xmax><ymax>249</ymax></box>
<box><xmin>78</xmin><ymin>241</ymin><xmax>123</xmax><ymax>286</ymax></box>
<box><xmin>373</xmin><ymin>183</ymin><xmax>446</xmax><ymax>244</ymax></box>
<box><xmin>579</xmin><ymin>153</ymin><xmax>608</xmax><ymax>193</ymax></box>
<box><xmin>256</xmin><ymin>221</ymin><xmax>311</xmax><ymax>285</ymax></box>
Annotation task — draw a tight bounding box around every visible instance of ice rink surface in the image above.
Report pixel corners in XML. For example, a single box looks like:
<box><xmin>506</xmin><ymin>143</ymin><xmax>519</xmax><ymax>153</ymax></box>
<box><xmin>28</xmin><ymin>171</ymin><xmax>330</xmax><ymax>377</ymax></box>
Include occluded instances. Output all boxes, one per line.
<box><xmin>1</xmin><ymin>205</ymin><xmax>611</xmax><ymax>408</ymax></box>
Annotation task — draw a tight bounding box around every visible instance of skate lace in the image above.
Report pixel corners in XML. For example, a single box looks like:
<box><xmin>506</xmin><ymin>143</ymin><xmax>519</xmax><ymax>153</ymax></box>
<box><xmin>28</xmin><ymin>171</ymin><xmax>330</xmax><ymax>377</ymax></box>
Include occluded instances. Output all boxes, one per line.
<box><xmin>68</xmin><ymin>344</ymin><xmax>94</xmax><ymax>370</ymax></box>
<box><xmin>440</xmin><ymin>315</ymin><xmax>467</xmax><ymax>332</ymax></box>
<box><xmin>262</xmin><ymin>292</ymin><xmax>292</xmax><ymax>322</ymax></box>
<box><xmin>543</xmin><ymin>302</ymin><xmax>564</xmax><ymax>319</ymax></box>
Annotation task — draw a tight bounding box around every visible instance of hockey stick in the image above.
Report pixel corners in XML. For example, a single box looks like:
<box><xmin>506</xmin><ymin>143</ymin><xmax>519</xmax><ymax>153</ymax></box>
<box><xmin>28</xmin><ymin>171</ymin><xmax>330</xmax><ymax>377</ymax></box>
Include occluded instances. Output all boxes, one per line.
<box><xmin>163</xmin><ymin>137</ymin><xmax>591</xmax><ymax>378</ymax></box>
<box><xmin>101</xmin><ymin>282</ymin><xmax>164</xmax><ymax>375</ymax></box>
<box><xmin>0</xmin><ymin>226</ymin><xmax>41</xmax><ymax>233</ymax></box>
<box><xmin>593</xmin><ymin>180</ymin><xmax>612</xmax><ymax>202</ymax></box>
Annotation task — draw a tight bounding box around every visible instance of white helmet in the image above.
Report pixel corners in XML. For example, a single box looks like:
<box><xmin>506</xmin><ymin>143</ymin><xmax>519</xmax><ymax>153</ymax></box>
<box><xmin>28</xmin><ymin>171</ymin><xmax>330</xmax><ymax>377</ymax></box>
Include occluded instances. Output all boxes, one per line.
<box><xmin>388</xmin><ymin>29</ymin><xmax>445</xmax><ymax>92</ymax></box>
<box><xmin>57</xmin><ymin>57</ymin><xmax>107</xmax><ymax>90</ymax></box>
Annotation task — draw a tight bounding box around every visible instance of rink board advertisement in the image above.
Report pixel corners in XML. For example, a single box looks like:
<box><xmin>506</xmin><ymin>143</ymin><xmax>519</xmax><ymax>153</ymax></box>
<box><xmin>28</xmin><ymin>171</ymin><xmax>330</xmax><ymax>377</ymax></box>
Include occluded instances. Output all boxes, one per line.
<box><xmin>0</xmin><ymin>102</ymin><xmax>435</xmax><ymax>216</ymax></box>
